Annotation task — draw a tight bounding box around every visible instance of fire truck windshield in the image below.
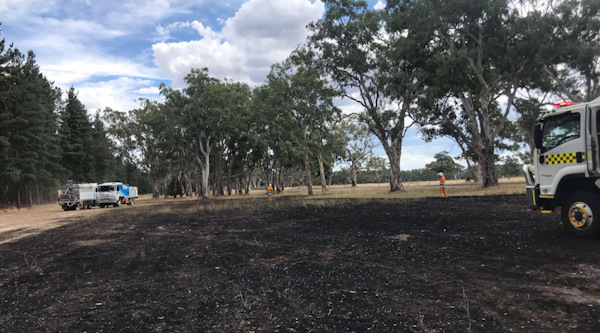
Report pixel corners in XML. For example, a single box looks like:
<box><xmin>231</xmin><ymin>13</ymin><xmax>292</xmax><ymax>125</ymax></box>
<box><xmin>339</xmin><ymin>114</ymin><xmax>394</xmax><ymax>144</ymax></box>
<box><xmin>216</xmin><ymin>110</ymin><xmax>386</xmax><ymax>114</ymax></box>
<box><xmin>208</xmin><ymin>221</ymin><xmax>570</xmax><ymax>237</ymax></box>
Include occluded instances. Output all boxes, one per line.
<box><xmin>98</xmin><ymin>185</ymin><xmax>116</xmax><ymax>192</ymax></box>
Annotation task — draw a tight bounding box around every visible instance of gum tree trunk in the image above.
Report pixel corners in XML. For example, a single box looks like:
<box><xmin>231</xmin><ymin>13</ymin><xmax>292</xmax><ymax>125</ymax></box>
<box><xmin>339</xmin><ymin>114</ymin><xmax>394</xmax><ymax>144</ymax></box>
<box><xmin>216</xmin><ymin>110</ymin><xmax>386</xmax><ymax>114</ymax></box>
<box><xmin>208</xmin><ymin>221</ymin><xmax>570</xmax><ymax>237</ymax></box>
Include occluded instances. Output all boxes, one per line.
<box><xmin>302</xmin><ymin>130</ymin><xmax>313</xmax><ymax>196</ymax></box>
<box><xmin>350</xmin><ymin>160</ymin><xmax>358</xmax><ymax>187</ymax></box>
<box><xmin>381</xmin><ymin>139</ymin><xmax>405</xmax><ymax>192</ymax></box>
<box><xmin>201</xmin><ymin>155</ymin><xmax>210</xmax><ymax>199</ymax></box>
<box><xmin>318</xmin><ymin>153</ymin><xmax>328</xmax><ymax>193</ymax></box>
<box><xmin>479</xmin><ymin>144</ymin><xmax>498</xmax><ymax>187</ymax></box>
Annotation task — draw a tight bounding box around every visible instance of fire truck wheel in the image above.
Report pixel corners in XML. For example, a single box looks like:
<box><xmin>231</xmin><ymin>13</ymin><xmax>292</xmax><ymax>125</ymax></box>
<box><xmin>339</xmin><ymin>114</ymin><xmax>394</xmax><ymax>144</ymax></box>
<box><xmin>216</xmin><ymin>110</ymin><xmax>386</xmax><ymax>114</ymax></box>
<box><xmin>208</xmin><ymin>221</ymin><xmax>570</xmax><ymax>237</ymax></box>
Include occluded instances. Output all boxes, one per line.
<box><xmin>561</xmin><ymin>191</ymin><xmax>600</xmax><ymax>238</ymax></box>
<box><xmin>113</xmin><ymin>203</ymin><xmax>119</xmax><ymax>208</ymax></box>
<box><xmin>62</xmin><ymin>204</ymin><xmax>68</xmax><ymax>211</ymax></box>
<box><xmin>99</xmin><ymin>204</ymin><xmax>105</xmax><ymax>208</ymax></box>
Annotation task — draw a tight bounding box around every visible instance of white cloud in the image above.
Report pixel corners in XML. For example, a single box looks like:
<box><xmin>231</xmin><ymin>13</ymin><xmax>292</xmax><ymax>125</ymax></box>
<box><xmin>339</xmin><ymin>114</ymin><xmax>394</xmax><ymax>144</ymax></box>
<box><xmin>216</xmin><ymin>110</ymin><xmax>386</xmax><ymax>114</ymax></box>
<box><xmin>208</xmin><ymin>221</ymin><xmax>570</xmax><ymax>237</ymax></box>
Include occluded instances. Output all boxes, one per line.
<box><xmin>153</xmin><ymin>38</ymin><xmax>248</xmax><ymax>87</ymax></box>
<box><xmin>31</xmin><ymin>17</ymin><xmax>126</xmax><ymax>39</ymax></box>
<box><xmin>138</xmin><ymin>86</ymin><xmax>161</xmax><ymax>95</ymax></box>
<box><xmin>41</xmin><ymin>55</ymin><xmax>164</xmax><ymax>85</ymax></box>
<box><xmin>400</xmin><ymin>149</ymin><xmax>436</xmax><ymax>170</ymax></box>
<box><xmin>104</xmin><ymin>0</ymin><xmax>177</xmax><ymax>26</ymax></box>
<box><xmin>152</xmin><ymin>0</ymin><xmax>325</xmax><ymax>86</ymax></box>
<box><xmin>0</xmin><ymin>0</ymin><xmax>57</xmax><ymax>19</ymax></box>
<box><xmin>338</xmin><ymin>103</ymin><xmax>364</xmax><ymax>116</ymax></box>
<box><xmin>373</xmin><ymin>0</ymin><xmax>386</xmax><ymax>10</ymax></box>
<box><xmin>134</xmin><ymin>0</ymin><xmax>170</xmax><ymax>18</ymax></box>
<box><xmin>74</xmin><ymin>77</ymin><xmax>162</xmax><ymax>113</ymax></box>
<box><xmin>155</xmin><ymin>20</ymin><xmax>220</xmax><ymax>42</ymax></box>
<box><xmin>191</xmin><ymin>21</ymin><xmax>220</xmax><ymax>39</ymax></box>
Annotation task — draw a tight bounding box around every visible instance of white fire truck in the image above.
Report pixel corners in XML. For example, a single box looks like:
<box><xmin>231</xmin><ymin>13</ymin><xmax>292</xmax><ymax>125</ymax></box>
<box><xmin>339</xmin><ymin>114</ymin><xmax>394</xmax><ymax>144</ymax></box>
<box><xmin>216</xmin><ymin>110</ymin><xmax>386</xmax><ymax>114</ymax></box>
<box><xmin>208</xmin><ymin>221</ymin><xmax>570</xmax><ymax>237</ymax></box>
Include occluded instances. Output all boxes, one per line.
<box><xmin>524</xmin><ymin>97</ymin><xmax>600</xmax><ymax>237</ymax></box>
<box><xmin>96</xmin><ymin>182</ymin><xmax>138</xmax><ymax>208</ymax></box>
<box><xmin>57</xmin><ymin>181</ymin><xmax>97</xmax><ymax>211</ymax></box>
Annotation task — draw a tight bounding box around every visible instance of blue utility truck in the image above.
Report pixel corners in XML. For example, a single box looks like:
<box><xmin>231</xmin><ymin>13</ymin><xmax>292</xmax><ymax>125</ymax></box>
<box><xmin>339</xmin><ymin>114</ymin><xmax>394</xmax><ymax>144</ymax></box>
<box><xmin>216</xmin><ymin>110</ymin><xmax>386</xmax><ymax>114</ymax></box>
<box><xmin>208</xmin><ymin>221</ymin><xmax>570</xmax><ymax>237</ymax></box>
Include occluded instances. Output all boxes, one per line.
<box><xmin>96</xmin><ymin>182</ymin><xmax>139</xmax><ymax>208</ymax></box>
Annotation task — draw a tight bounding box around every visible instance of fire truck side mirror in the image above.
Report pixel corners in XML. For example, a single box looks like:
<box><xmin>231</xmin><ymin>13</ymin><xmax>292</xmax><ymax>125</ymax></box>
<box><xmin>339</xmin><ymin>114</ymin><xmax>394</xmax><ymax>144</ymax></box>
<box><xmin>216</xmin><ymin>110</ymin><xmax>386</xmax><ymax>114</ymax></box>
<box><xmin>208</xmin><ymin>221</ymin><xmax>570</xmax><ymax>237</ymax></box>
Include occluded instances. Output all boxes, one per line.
<box><xmin>533</xmin><ymin>123</ymin><xmax>543</xmax><ymax>150</ymax></box>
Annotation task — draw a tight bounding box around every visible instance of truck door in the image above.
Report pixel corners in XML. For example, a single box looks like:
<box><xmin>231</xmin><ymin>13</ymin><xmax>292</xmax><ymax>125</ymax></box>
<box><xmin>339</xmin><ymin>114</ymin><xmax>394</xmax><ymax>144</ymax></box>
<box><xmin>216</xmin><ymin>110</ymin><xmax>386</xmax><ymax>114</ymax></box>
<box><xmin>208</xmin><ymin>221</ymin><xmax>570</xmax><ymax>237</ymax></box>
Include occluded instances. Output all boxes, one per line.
<box><xmin>538</xmin><ymin>111</ymin><xmax>584</xmax><ymax>196</ymax></box>
<box><xmin>587</xmin><ymin>107</ymin><xmax>600</xmax><ymax>176</ymax></box>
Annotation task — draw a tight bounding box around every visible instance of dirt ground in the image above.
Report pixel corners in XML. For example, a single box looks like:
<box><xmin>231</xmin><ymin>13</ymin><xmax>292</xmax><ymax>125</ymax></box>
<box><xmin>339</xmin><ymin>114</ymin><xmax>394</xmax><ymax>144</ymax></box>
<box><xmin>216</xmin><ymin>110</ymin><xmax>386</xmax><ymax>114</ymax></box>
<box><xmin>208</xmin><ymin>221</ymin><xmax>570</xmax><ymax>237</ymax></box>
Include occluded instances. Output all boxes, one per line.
<box><xmin>0</xmin><ymin>195</ymin><xmax>599</xmax><ymax>332</ymax></box>
<box><xmin>0</xmin><ymin>195</ymin><xmax>162</xmax><ymax>245</ymax></box>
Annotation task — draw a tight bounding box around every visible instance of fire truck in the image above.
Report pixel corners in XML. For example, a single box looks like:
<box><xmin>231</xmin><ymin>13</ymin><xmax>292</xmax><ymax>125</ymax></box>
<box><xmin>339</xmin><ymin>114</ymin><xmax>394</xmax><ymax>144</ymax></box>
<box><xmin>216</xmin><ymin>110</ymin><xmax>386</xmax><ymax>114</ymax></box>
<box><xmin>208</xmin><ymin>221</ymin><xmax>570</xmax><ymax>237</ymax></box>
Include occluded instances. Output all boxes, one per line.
<box><xmin>524</xmin><ymin>97</ymin><xmax>600</xmax><ymax>237</ymax></box>
<box><xmin>57</xmin><ymin>181</ymin><xmax>97</xmax><ymax>210</ymax></box>
<box><xmin>96</xmin><ymin>182</ymin><xmax>138</xmax><ymax>208</ymax></box>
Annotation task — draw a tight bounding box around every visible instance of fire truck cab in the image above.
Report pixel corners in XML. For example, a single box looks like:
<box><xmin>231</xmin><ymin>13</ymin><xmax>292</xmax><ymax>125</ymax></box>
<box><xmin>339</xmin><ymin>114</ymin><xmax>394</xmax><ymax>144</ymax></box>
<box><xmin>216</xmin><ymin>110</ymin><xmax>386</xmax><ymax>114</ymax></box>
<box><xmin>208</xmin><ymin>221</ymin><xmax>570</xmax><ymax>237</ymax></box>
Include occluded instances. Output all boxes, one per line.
<box><xmin>524</xmin><ymin>97</ymin><xmax>600</xmax><ymax>237</ymax></box>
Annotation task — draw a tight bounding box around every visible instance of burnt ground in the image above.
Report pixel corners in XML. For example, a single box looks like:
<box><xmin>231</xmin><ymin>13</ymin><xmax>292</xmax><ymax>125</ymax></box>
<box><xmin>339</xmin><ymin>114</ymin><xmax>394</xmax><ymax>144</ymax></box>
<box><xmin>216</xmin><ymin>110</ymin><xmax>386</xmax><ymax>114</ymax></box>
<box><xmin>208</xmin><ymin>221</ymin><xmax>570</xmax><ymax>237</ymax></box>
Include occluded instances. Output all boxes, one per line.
<box><xmin>1</xmin><ymin>195</ymin><xmax>599</xmax><ymax>332</ymax></box>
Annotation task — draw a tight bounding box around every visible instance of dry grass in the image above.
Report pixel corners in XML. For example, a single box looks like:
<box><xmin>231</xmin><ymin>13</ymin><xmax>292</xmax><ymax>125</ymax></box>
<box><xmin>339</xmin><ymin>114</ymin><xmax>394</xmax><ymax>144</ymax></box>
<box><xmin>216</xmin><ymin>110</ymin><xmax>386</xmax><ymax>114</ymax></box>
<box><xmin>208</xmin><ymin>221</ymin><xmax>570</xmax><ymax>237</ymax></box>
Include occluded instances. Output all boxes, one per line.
<box><xmin>154</xmin><ymin>182</ymin><xmax>525</xmax><ymax>216</ymax></box>
<box><xmin>139</xmin><ymin>178</ymin><xmax>526</xmax><ymax>215</ymax></box>
<box><xmin>298</xmin><ymin>183</ymin><xmax>525</xmax><ymax>200</ymax></box>
<box><xmin>0</xmin><ymin>179</ymin><xmax>526</xmax><ymax>244</ymax></box>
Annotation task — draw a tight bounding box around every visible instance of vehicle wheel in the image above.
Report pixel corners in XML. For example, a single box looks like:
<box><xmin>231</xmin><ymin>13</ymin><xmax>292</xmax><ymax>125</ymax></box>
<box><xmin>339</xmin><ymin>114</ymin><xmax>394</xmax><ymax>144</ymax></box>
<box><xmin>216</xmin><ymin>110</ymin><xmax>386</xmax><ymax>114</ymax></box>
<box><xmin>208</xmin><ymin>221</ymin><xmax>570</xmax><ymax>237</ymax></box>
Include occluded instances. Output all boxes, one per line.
<box><xmin>62</xmin><ymin>204</ymin><xmax>68</xmax><ymax>211</ymax></box>
<box><xmin>561</xmin><ymin>191</ymin><xmax>600</xmax><ymax>238</ymax></box>
<box><xmin>99</xmin><ymin>204</ymin><xmax>105</xmax><ymax>208</ymax></box>
<box><xmin>113</xmin><ymin>203</ymin><xmax>119</xmax><ymax>208</ymax></box>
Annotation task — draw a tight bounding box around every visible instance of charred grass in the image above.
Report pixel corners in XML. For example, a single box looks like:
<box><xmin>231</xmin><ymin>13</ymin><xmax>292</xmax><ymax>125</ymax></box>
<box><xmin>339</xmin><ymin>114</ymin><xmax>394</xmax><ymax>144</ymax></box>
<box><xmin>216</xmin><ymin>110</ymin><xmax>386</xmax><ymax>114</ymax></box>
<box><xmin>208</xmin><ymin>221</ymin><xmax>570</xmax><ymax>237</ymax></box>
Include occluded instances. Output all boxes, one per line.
<box><xmin>1</xmin><ymin>195</ymin><xmax>600</xmax><ymax>332</ymax></box>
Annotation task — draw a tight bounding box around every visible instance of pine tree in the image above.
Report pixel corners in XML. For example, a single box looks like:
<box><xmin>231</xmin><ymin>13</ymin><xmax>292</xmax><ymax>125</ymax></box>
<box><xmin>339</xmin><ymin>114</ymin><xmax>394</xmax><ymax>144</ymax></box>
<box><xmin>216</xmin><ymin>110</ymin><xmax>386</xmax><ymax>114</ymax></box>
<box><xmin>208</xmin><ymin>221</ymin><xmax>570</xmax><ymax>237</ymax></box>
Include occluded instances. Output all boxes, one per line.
<box><xmin>59</xmin><ymin>88</ymin><xmax>93</xmax><ymax>183</ymax></box>
<box><xmin>14</xmin><ymin>51</ymin><xmax>62</xmax><ymax>206</ymax></box>
<box><xmin>91</xmin><ymin>111</ymin><xmax>111</xmax><ymax>182</ymax></box>
<box><xmin>0</xmin><ymin>33</ymin><xmax>23</xmax><ymax>203</ymax></box>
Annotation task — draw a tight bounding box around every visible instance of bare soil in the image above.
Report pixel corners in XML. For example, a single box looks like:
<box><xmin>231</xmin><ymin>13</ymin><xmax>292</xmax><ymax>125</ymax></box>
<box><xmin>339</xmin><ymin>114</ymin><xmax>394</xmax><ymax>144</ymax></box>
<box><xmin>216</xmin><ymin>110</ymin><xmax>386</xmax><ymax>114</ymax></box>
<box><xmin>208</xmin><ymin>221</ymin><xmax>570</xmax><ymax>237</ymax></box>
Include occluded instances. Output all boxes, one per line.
<box><xmin>0</xmin><ymin>204</ymin><xmax>104</xmax><ymax>245</ymax></box>
<box><xmin>1</xmin><ymin>195</ymin><xmax>599</xmax><ymax>332</ymax></box>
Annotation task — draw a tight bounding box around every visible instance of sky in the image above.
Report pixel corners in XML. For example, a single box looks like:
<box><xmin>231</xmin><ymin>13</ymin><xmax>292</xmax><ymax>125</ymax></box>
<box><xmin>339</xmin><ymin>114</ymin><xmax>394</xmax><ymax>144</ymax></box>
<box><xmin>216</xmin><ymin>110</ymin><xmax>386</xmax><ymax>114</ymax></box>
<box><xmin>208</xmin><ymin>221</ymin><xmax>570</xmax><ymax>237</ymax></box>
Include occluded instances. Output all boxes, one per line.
<box><xmin>0</xmin><ymin>0</ymin><xmax>463</xmax><ymax>170</ymax></box>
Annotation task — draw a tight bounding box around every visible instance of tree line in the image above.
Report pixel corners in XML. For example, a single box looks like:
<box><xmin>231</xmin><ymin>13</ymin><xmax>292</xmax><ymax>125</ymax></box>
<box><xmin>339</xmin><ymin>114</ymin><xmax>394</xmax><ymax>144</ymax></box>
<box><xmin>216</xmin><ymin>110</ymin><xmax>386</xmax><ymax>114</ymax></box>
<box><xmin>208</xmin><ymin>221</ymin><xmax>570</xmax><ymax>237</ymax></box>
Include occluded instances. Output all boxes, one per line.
<box><xmin>1</xmin><ymin>0</ymin><xmax>599</xmax><ymax>206</ymax></box>
<box><xmin>0</xmin><ymin>31</ymin><xmax>149</xmax><ymax>208</ymax></box>
<box><xmin>331</xmin><ymin>151</ymin><xmax>524</xmax><ymax>185</ymax></box>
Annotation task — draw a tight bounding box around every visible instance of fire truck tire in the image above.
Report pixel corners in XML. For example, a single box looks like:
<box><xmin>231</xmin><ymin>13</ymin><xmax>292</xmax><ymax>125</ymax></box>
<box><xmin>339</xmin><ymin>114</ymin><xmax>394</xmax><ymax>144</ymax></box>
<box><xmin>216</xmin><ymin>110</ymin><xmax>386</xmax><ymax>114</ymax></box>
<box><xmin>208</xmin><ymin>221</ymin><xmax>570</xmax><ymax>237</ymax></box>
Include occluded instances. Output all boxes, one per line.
<box><xmin>561</xmin><ymin>191</ymin><xmax>600</xmax><ymax>238</ymax></box>
<box><xmin>99</xmin><ymin>204</ymin><xmax>105</xmax><ymax>208</ymax></box>
<box><xmin>113</xmin><ymin>202</ymin><xmax>119</xmax><ymax>207</ymax></box>
<box><xmin>62</xmin><ymin>204</ymin><xmax>68</xmax><ymax>211</ymax></box>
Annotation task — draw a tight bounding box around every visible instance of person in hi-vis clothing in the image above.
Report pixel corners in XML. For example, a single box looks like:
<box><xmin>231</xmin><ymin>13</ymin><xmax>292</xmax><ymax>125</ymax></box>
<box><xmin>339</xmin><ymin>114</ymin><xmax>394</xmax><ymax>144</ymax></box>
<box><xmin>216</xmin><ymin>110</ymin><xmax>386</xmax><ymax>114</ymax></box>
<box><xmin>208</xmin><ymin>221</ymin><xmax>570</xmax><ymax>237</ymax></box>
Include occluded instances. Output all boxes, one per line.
<box><xmin>437</xmin><ymin>172</ymin><xmax>448</xmax><ymax>198</ymax></box>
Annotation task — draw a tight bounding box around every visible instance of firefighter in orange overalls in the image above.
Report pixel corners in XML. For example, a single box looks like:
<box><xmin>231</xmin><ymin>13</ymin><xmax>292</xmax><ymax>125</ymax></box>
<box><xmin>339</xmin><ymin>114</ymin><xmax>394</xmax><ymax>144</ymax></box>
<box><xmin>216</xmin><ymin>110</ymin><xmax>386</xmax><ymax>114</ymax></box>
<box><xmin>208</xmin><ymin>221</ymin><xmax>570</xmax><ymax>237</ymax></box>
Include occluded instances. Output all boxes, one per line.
<box><xmin>437</xmin><ymin>172</ymin><xmax>448</xmax><ymax>198</ymax></box>
<box><xmin>267</xmin><ymin>184</ymin><xmax>274</xmax><ymax>200</ymax></box>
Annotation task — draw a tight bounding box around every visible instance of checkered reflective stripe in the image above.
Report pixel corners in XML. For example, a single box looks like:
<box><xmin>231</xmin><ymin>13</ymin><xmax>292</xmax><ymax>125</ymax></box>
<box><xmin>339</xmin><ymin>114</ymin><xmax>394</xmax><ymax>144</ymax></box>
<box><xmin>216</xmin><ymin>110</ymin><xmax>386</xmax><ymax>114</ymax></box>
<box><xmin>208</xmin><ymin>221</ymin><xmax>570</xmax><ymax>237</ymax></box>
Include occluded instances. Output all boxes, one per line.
<box><xmin>545</xmin><ymin>152</ymin><xmax>585</xmax><ymax>165</ymax></box>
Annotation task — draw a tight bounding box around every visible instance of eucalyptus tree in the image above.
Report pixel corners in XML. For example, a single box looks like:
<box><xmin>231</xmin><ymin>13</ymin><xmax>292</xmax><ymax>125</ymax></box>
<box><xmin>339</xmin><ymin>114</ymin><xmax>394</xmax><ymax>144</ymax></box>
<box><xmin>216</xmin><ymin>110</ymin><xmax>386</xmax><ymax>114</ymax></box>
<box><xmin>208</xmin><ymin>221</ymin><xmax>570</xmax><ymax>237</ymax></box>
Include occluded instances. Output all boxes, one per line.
<box><xmin>173</xmin><ymin>68</ymin><xmax>253</xmax><ymax>198</ymax></box>
<box><xmin>366</xmin><ymin>156</ymin><xmax>388</xmax><ymax>184</ymax></box>
<box><xmin>308</xmin><ymin>0</ymin><xmax>428</xmax><ymax>192</ymax></box>
<box><xmin>212</xmin><ymin>81</ymin><xmax>252</xmax><ymax>196</ymax></box>
<box><xmin>252</xmin><ymin>85</ymin><xmax>305</xmax><ymax>191</ymax></box>
<box><xmin>262</xmin><ymin>61</ymin><xmax>338</xmax><ymax>195</ymax></box>
<box><xmin>157</xmin><ymin>85</ymin><xmax>194</xmax><ymax>196</ymax></box>
<box><xmin>338</xmin><ymin>116</ymin><xmax>376</xmax><ymax>187</ymax></box>
<box><xmin>425</xmin><ymin>151</ymin><xmax>464</xmax><ymax>180</ymax></box>
<box><xmin>104</xmin><ymin>102</ymin><xmax>171</xmax><ymax>198</ymax></box>
<box><xmin>387</xmin><ymin>0</ymin><xmax>542</xmax><ymax>187</ymax></box>
<box><xmin>527</xmin><ymin>0</ymin><xmax>600</xmax><ymax>102</ymax></box>
<box><xmin>176</xmin><ymin>68</ymin><xmax>223</xmax><ymax>198</ymax></box>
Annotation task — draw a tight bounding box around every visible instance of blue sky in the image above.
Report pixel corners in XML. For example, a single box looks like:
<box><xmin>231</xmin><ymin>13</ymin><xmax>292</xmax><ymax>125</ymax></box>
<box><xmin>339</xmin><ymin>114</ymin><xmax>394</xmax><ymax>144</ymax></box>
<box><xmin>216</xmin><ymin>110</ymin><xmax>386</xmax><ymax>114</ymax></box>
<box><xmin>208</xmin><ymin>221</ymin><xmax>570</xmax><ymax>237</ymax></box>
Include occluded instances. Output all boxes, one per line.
<box><xmin>1</xmin><ymin>0</ymin><xmax>463</xmax><ymax>170</ymax></box>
